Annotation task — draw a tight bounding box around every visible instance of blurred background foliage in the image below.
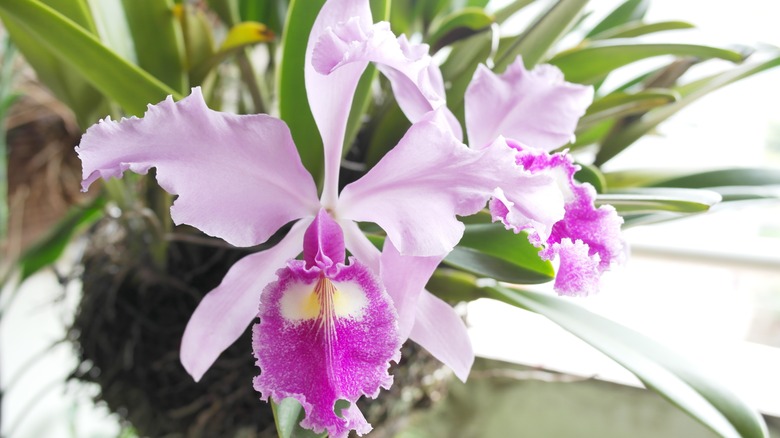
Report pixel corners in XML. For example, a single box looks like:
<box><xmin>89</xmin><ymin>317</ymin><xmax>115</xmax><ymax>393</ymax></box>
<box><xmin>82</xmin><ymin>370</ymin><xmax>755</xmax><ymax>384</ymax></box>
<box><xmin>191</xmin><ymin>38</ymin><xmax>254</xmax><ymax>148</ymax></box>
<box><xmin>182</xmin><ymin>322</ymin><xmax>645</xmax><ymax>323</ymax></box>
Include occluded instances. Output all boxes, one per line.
<box><xmin>1</xmin><ymin>0</ymin><xmax>779</xmax><ymax>437</ymax></box>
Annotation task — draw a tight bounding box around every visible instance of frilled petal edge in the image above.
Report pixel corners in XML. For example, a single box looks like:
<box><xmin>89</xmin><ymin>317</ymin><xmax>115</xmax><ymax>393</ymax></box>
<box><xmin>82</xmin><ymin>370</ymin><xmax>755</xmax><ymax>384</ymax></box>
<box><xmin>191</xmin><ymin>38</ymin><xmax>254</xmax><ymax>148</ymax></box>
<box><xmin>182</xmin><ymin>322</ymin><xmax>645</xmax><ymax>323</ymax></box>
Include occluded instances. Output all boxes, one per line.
<box><xmin>465</xmin><ymin>57</ymin><xmax>593</xmax><ymax>150</ymax></box>
<box><xmin>77</xmin><ymin>88</ymin><xmax>320</xmax><ymax>247</ymax></box>
<box><xmin>313</xmin><ymin>19</ymin><xmax>461</xmax><ymax>138</ymax></box>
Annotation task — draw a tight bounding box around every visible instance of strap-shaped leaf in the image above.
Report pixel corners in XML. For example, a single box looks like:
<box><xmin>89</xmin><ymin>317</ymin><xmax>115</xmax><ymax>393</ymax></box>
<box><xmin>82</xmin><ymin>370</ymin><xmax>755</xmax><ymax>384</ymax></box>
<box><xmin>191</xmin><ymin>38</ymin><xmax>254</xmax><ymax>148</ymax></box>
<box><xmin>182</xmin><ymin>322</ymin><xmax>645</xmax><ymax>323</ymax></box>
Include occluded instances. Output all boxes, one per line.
<box><xmin>17</xmin><ymin>197</ymin><xmax>105</xmax><ymax>282</ymax></box>
<box><xmin>427</xmin><ymin>7</ymin><xmax>494</xmax><ymax>52</ymax></box>
<box><xmin>549</xmin><ymin>40</ymin><xmax>745</xmax><ymax>84</ymax></box>
<box><xmin>606</xmin><ymin>167</ymin><xmax>780</xmax><ymax>190</ymax></box>
<box><xmin>597</xmin><ymin>188</ymin><xmax>722</xmax><ymax>214</ymax></box>
<box><xmin>0</xmin><ymin>0</ymin><xmax>178</xmax><ymax>116</ymax></box>
<box><xmin>585</xmin><ymin>0</ymin><xmax>649</xmax><ymax>38</ymax></box>
<box><xmin>277</xmin><ymin>0</ymin><xmax>326</xmax><ymax>181</ymax></box>
<box><xmin>443</xmin><ymin>223</ymin><xmax>554</xmax><ymax>284</ymax></box>
<box><xmin>578</xmin><ymin>89</ymin><xmax>679</xmax><ymax>131</ymax></box>
<box><xmin>589</xmin><ymin>20</ymin><xmax>695</xmax><ymax>40</ymax></box>
<box><xmin>0</xmin><ymin>0</ymin><xmax>106</xmax><ymax>127</ymax></box>
<box><xmin>494</xmin><ymin>0</ymin><xmax>589</xmax><ymax>71</ymax></box>
<box><xmin>483</xmin><ymin>285</ymin><xmax>768</xmax><ymax>438</ymax></box>
<box><xmin>122</xmin><ymin>0</ymin><xmax>186</xmax><ymax>94</ymax></box>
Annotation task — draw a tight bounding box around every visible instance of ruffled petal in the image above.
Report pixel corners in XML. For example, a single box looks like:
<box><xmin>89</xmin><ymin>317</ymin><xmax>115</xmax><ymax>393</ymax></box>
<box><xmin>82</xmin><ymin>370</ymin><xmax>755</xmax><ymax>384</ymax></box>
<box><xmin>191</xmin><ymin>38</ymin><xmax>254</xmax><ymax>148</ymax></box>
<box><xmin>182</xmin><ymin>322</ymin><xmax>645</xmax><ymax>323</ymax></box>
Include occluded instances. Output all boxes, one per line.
<box><xmin>253</xmin><ymin>257</ymin><xmax>399</xmax><ymax>438</ymax></box>
<box><xmin>305</xmin><ymin>0</ymin><xmax>373</xmax><ymax>204</ymax></box>
<box><xmin>409</xmin><ymin>290</ymin><xmax>474</xmax><ymax>382</ymax></box>
<box><xmin>313</xmin><ymin>20</ymin><xmax>461</xmax><ymax>138</ymax></box>
<box><xmin>497</xmin><ymin>141</ymin><xmax>626</xmax><ymax>296</ymax></box>
<box><xmin>338</xmin><ymin>111</ymin><xmax>564</xmax><ymax>257</ymax></box>
<box><xmin>547</xmin><ymin>238</ymin><xmax>601</xmax><ymax>296</ymax></box>
<box><xmin>379</xmin><ymin>239</ymin><xmax>443</xmax><ymax>341</ymax></box>
<box><xmin>77</xmin><ymin>88</ymin><xmax>319</xmax><ymax>247</ymax></box>
<box><xmin>465</xmin><ymin>57</ymin><xmax>593</xmax><ymax>150</ymax></box>
<box><xmin>180</xmin><ymin>218</ymin><xmax>311</xmax><ymax>381</ymax></box>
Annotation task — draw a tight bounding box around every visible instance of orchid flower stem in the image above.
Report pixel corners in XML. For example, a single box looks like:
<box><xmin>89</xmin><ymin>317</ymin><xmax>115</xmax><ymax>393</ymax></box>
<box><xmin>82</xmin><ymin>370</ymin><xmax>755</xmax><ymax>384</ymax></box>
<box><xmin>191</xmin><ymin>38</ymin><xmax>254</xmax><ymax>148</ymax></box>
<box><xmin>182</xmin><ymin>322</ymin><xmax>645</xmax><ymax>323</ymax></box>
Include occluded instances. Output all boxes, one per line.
<box><xmin>237</xmin><ymin>50</ymin><xmax>266</xmax><ymax>114</ymax></box>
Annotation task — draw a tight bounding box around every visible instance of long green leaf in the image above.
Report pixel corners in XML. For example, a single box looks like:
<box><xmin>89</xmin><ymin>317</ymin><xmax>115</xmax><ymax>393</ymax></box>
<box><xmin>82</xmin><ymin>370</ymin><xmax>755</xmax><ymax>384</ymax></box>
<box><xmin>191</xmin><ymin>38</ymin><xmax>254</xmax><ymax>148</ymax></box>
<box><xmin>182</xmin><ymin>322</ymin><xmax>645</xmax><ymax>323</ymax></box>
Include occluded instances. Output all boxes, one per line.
<box><xmin>595</xmin><ymin>55</ymin><xmax>780</xmax><ymax>165</ymax></box>
<box><xmin>277</xmin><ymin>0</ymin><xmax>326</xmax><ymax>182</ymax></box>
<box><xmin>0</xmin><ymin>0</ymin><xmax>178</xmax><ymax>116</ymax></box>
<box><xmin>549</xmin><ymin>40</ymin><xmax>745</xmax><ymax>84</ymax></box>
<box><xmin>597</xmin><ymin>188</ymin><xmax>721</xmax><ymax>214</ymax></box>
<box><xmin>589</xmin><ymin>20</ymin><xmax>695</xmax><ymax>40</ymax></box>
<box><xmin>484</xmin><ymin>285</ymin><xmax>768</xmax><ymax>438</ymax></box>
<box><xmin>122</xmin><ymin>0</ymin><xmax>186</xmax><ymax>93</ymax></box>
<box><xmin>1</xmin><ymin>0</ymin><xmax>107</xmax><ymax>127</ymax></box>
<box><xmin>494</xmin><ymin>0</ymin><xmax>589</xmax><ymax>71</ymax></box>
<box><xmin>585</xmin><ymin>0</ymin><xmax>649</xmax><ymax>38</ymax></box>
<box><xmin>427</xmin><ymin>7</ymin><xmax>494</xmax><ymax>52</ymax></box>
<box><xmin>578</xmin><ymin>89</ymin><xmax>678</xmax><ymax>130</ymax></box>
<box><xmin>18</xmin><ymin>197</ymin><xmax>105</xmax><ymax>281</ymax></box>
<box><xmin>443</xmin><ymin>223</ymin><xmax>554</xmax><ymax>284</ymax></box>
<box><xmin>606</xmin><ymin>167</ymin><xmax>780</xmax><ymax>190</ymax></box>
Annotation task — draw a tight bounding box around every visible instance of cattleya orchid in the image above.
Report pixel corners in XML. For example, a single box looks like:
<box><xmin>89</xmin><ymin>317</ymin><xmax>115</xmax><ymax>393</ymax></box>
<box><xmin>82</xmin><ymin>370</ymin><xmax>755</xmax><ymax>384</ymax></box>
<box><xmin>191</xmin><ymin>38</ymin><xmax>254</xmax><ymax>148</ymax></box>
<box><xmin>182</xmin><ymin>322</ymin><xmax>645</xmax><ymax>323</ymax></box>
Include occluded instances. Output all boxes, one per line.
<box><xmin>76</xmin><ymin>0</ymin><xmax>624</xmax><ymax>436</ymax></box>
<box><xmin>463</xmin><ymin>60</ymin><xmax>626</xmax><ymax>295</ymax></box>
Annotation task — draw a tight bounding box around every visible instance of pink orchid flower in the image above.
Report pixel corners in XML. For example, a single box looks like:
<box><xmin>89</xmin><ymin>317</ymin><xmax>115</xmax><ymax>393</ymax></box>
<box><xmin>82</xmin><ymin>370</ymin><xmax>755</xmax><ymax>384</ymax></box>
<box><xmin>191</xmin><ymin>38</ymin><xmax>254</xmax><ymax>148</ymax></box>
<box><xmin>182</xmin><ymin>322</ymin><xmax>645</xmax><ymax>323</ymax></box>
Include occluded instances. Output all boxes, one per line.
<box><xmin>464</xmin><ymin>59</ymin><xmax>627</xmax><ymax>296</ymax></box>
<box><xmin>76</xmin><ymin>0</ymin><xmax>572</xmax><ymax>435</ymax></box>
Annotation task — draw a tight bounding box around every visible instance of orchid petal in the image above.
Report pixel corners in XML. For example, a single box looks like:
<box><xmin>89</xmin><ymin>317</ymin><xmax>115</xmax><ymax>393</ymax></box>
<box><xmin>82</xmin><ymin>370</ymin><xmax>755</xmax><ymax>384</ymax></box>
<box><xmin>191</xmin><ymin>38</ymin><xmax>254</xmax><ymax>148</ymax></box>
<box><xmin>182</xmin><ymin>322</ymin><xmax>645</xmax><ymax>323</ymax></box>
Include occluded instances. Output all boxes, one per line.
<box><xmin>339</xmin><ymin>113</ymin><xmax>564</xmax><ymax>257</ymax></box>
<box><xmin>340</xmin><ymin>219</ymin><xmax>381</xmax><ymax>271</ymax></box>
<box><xmin>379</xmin><ymin>239</ymin><xmax>443</xmax><ymax>341</ymax></box>
<box><xmin>409</xmin><ymin>290</ymin><xmax>474</xmax><ymax>382</ymax></box>
<box><xmin>499</xmin><ymin>141</ymin><xmax>626</xmax><ymax>296</ymax></box>
<box><xmin>180</xmin><ymin>219</ymin><xmax>310</xmax><ymax>381</ymax></box>
<box><xmin>465</xmin><ymin>57</ymin><xmax>593</xmax><ymax>150</ymax></box>
<box><xmin>548</xmin><ymin>238</ymin><xmax>602</xmax><ymax>296</ymax></box>
<box><xmin>313</xmin><ymin>20</ymin><xmax>462</xmax><ymax>138</ymax></box>
<box><xmin>305</xmin><ymin>0</ymin><xmax>372</xmax><ymax>206</ymax></box>
<box><xmin>77</xmin><ymin>88</ymin><xmax>319</xmax><ymax>247</ymax></box>
<box><xmin>254</xmin><ymin>256</ymin><xmax>399</xmax><ymax>437</ymax></box>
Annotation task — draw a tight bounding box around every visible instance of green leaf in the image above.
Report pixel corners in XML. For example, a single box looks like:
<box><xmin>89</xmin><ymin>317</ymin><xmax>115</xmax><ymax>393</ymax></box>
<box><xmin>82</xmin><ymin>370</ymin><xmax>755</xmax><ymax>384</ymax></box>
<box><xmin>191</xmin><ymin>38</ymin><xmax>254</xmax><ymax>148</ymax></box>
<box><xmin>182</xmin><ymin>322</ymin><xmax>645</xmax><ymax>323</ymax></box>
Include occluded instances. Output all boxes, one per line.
<box><xmin>577</xmin><ymin>89</ymin><xmax>679</xmax><ymax>130</ymax></box>
<box><xmin>271</xmin><ymin>397</ymin><xmax>328</xmax><ymax>438</ymax></box>
<box><xmin>589</xmin><ymin>20</ymin><xmax>695</xmax><ymax>40</ymax></box>
<box><xmin>585</xmin><ymin>0</ymin><xmax>649</xmax><ymax>38</ymax></box>
<box><xmin>597</xmin><ymin>188</ymin><xmax>721</xmax><ymax>214</ymax></box>
<box><xmin>190</xmin><ymin>21</ymin><xmax>273</xmax><ymax>86</ymax></box>
<box><xmin>1</xmin><ymin>0</ymin><xmax>106</xmax><ymax>127</ymax></box>
<box><xmin>425</xmin><ymin>269</ymin><xmax>486</xmax><ymax>303</ymax></box>
<box><xmin>549</xmin><ymin>40</ymin><xmax>745</xmax><ymax>85</ymax></box>
<box><xmin>122</xmin><ymin>0</ymin><xmax>187</xmax><ymax>93</ymax></box>
<box><xmin>0</xmin><ymin>0</ymin><xmax>179</xmax><ymax>116</ymax></box>
<box><xmin>443</xmin><ymin>223</ymin><xmax>554</xmax><ymax>284</ymax></box>
<box><xmin>605</xmin><ymin>167</ymin><xmax>780</xmax><ymax>190</ymax></box>
<box><xmin>483</xmin><ymin>285</ymin><xmax>768</xmax><ymax>438</ymax></box>
<box><xmin>277</xmin><ymin>0</ymin><xmax>326</xmax><ymax>183</ymax></box>
<box><xmin>18</xmin><ymin>197</ymin><xmax>105</xmax><ymax>281</ymax></box>
<box><xmin>427</xmin><ymin>8</ymin><xmax>494</xmax><ymax>52</ymax></box>
<box><xmin>494</xmin><ymin>0</ymin><xmax>589</xmax><ymax>72</ymax></box>
<box><xmin>595</xmin><ymin>54</ymin><xmax>780</xmax><ymax>165</ymax></box>
<box><xmin>573</xmin><ymin>162</ymin><xmax>606</xmax><ymax>193</ymax></box>
<box><xmin>493</xmin><ymin>0</ymin><xmax>535</xmax><ymax>24</ymax></box>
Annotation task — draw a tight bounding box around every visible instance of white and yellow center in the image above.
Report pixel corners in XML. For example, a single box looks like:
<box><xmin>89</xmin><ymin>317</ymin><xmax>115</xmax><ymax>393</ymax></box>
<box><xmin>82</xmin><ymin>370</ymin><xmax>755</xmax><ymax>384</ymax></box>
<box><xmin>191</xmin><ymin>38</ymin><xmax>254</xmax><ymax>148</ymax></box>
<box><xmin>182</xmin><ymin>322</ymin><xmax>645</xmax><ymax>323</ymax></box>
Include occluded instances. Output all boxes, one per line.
<box><xmin>280</xmin><ymin>276</ymin><xmax>368</xmax><ymax>323</ymax></box>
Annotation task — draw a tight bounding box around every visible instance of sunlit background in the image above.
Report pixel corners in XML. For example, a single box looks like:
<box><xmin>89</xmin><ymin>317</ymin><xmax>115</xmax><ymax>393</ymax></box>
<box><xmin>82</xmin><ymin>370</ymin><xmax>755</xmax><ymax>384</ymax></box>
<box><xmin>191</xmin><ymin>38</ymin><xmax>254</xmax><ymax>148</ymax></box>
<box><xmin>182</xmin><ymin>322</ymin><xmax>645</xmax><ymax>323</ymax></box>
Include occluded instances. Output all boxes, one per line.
<box><xmin>2</xmin><ymin>0</ymin><xmax>779</xmax><ymax>436</ymax></box>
